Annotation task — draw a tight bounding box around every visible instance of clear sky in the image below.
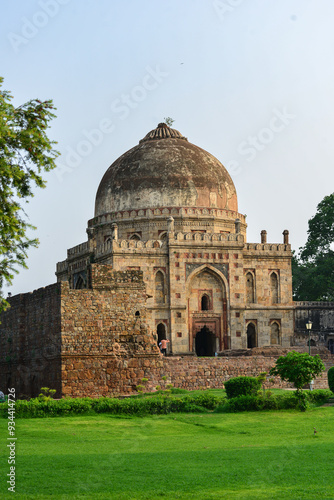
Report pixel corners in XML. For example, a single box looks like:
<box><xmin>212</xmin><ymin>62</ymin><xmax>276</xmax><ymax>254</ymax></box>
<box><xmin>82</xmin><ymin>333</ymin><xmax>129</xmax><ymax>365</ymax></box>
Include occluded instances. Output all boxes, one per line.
<box><xmin>2</xmin><ymin>0</ymin><xmax>334</xmax><ymax>296</ymax></box>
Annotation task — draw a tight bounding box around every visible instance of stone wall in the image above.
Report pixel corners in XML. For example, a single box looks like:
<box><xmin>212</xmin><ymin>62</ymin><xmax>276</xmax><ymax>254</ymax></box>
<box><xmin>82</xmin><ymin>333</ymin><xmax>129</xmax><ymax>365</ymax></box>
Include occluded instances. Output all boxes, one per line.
<box><xmin>0</xmin><ymin>284</ymin><xmax>62</xmax><ymax>398</ymax></box>
<box><xmin>60</xmin><ymin>264</ymin><xmax>162</xmax><ymax>397</ymax></box>
<box><xmin>1</xmin><ymin>264</ymin><xmax>333</xmax><ymax>399</ymax></box>
<box><xmin>162</xmin><ymin>352</ymin><xmax>333</xmax><ymax>391</ymax></box>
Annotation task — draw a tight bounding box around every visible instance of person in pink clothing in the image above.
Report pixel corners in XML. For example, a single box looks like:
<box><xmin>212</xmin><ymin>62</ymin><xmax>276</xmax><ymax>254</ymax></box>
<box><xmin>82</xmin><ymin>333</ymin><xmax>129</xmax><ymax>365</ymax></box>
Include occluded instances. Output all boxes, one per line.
<box><xmin>159</xmin><ymin>338</ymin><xmax>170</xmax><ymax>356</ymax></box>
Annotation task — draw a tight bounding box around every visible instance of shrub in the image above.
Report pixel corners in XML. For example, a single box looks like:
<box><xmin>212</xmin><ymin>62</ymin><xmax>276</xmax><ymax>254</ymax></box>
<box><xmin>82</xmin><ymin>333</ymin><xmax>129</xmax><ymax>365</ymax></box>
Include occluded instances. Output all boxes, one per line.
<box><xmin>214</xmin><ymin>392</ymin><xmax>319</xmax><ymax>413</ymax></box>
<box><xmin>305</xmin><ymin>389</ymin><xmax>333</xmax><ymax>404</ymax></box>
<box><xmin>270</xmin><ymin>351</ymin><xmax>325</xmax><ymax>393</ymax></box>
<box><xmin>224</xmin><ymin>376</ymin><xmax>261</xmax><ymax>399</ymax></box>
<box><xmin>328</xmin><ymin>366</ymin><xmax>334</xmax><ymax>393</ymax></box>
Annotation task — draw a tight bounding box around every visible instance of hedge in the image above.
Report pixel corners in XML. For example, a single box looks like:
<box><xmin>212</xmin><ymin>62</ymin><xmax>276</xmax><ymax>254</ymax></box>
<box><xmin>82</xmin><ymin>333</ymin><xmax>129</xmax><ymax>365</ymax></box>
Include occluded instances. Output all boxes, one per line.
<box><xmin>0</xmin><ymin>393</ymin><xmax>226</xmax><ymax>419</ymax></box>
<box><xmin>328</xmin><ymin>367</ymin><xmax>334</xmax><ymax>393</ymax></box>
<box><xmin>214</xmin><ymin>390</ymin><xmax>332</xmax><ymax>413</ymax></box>
<box><xmin>224</xmin><ymin>376</ymin><xmax>261</xmax><ymax>399</ymax></box>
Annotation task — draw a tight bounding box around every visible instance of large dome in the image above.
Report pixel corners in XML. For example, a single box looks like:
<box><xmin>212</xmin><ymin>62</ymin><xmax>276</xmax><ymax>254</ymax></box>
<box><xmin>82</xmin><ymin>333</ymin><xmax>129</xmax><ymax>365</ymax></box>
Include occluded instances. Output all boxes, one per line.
<box><xmin>95</xmin><ymin>123</ymin><xmax>238</xmax><ymax>217</ymax></box>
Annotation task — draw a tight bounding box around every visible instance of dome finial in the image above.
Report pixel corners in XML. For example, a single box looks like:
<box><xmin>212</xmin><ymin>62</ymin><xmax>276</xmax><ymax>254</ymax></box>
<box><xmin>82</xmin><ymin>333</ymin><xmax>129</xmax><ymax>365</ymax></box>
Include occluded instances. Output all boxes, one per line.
<box><xmin>139</xmin><ymin>123</ymin><xmax>187</xmax><ymax>143</ymax></box>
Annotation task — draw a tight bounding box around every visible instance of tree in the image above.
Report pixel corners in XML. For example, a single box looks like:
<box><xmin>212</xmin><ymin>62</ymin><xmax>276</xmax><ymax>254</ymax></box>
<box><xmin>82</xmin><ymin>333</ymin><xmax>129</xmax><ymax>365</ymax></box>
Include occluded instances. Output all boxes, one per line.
<box><xmin>293</xmin><ymin>193</ymin><xmax>334</xmax><ymax>300</ymax></box>
<box><xmin>269</xmin><ymin>351</ymin><xmax>325</xmax><ymax>393</ymax></box>
<box><xmin>0</xmin><ymin>77</ymin><xmax>59</xmax><ymax>311</ymax></box>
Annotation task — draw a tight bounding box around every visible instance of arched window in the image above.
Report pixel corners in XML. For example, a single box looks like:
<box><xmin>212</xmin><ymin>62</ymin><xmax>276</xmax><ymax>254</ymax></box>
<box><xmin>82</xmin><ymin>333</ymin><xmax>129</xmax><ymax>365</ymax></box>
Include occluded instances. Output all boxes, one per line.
<box><xmin>247</xmin><ymin>323</ymin><xmax>257</xmax><ymax>348</ymax></box>
<box><xmin>270</xmin><ymin>272</ymin><xmax>279</xmax><ymax>304</ymax></box>
<box><xmin>75</xmin><ymin>275</ymin><xmax>85</xmax><ymax>289</ymax></box>
<box><xmin>130</xmin><ymin>233</ymin><xmax>141</xmax><ymax>241</ymax></box>
<box><xmin>270</xmin><ymin>322</ymin><xmax>280</xmax><ymax>345</ymax></box>
<box><xmin>159</xmin><ymin>232</ymin><xmax>167</xmax><ymax>240</ymax></box>
<box><xmin>245</xmin><ymin>272</ymin><xmax>255</xmax><ymax>303</ymax></box>
<box><xmin>155</xmin><ymin>271</ymin><xmax>165</xmax><ymax>304</ymax></box>
<box><xmin>201</xmin><ymin>294</ymin><xmax>210</xmax><ymax>311</ymax></box>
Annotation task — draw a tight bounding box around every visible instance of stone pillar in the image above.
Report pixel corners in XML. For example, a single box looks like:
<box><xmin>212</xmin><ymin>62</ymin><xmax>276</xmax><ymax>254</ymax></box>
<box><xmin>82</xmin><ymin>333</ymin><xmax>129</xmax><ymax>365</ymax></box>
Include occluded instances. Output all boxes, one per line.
<box><xmin>112</xmin><ymin>223</ymin><xmax>118</xmax><ymax>241</ymax></box>
<box><xmin>235</xmin><ymin>218</ymin><xmax>241</xmax><ymax>234</ymax></box>
<box><xmin>261</xmin><ymin>230</ymin><xmax>267</xmax><ymax>244</ymax></box>
<box><xmin>283</xmin><ymin>230</ymin><xmax>289</xmax><ymax>245</ymax></box>
<box><xmin>167</xmin><ymin>216</ymin><xmax>175</xmax><ymax>235</ymax></box>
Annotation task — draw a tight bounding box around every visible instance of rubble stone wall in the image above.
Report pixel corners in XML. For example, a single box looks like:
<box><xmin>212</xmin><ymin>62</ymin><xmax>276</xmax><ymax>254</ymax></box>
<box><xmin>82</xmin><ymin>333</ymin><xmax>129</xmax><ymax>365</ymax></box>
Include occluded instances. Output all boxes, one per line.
<box><xmin>0</xmin><ymin>284</ymin><xmax>62</xmax><ymax>398</ymax></box>
<box><xmin>162</xmin><ymin>354</ymin><xmax>332</xmax><ymax>391</ymax></box>
<box><xmin>60</xmin><ymin>264</ymin><xmax>162</xmax><ymax>397</ymax></box>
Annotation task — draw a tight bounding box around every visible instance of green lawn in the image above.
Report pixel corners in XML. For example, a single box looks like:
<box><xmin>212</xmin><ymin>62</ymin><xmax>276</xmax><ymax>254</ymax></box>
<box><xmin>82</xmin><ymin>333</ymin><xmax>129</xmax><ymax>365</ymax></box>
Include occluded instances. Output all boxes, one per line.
<box><xmin>1</xmin><ymin>407</ymin><xmax>334</xmax><ymax>499</ymax></box>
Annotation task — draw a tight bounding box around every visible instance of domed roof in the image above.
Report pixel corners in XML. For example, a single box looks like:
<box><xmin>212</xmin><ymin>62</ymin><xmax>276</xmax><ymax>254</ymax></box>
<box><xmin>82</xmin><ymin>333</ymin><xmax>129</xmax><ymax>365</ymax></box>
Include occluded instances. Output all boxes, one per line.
<box><xmin>95</xmin><ymin>123</ymin><xmax>238</xmax><ymax>217</ymax></box>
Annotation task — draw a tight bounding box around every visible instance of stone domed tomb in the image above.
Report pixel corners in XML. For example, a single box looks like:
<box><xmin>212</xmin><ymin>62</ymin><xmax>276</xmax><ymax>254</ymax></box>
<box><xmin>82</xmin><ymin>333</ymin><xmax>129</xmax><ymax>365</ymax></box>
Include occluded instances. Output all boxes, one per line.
<box><xmin>56</xmin><ymin>123</ymin><xmax>294</xmax><ymax>355</ymax></box>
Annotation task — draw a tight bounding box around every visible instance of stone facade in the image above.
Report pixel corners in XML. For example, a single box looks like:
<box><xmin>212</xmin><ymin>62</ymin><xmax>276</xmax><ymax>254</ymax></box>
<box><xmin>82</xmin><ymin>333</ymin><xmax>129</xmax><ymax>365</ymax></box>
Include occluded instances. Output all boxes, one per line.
<box><xmin>56</xmin><ymin>124</ymin><xmax>294</xmax><ymax>356</ymax></box>
<box><xmin>1</xmin><ymin>123</ymin><xmax>333</xmax><ymax>398</ymax></box>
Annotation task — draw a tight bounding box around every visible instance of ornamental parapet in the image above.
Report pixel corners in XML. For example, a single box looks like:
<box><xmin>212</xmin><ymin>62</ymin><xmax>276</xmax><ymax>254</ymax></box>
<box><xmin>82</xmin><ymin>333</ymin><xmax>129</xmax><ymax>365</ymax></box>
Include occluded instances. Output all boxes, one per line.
<box><xmin>295</xmin><ymin>301</ymin><xmax>334</xmax><ymax>308</ymax></box>
<box><xmin>244</xmin><ymin>243</ymin><xmax>291</xmax><ymax>254</ymax></box>
<box><xmin>67</xmin><ymin>241</ymin><xmax>93</xmax><ymax>259</ymax></box>
<box><xmin>56</xmin><ymin>260</ymin><xmax>68</xmax><ymax>274</ymax></box>
<box><xmin>87</xmin><ymin>207</ymin><xmax>247</xmax><ymax>227</ymax></box>
<box><xmin>95</xmin><ymin>238</ymin><xmax>166</xmax><ymax>258</ymax></box>
<box><xmin>171</xmin><ymin>232</ymin><xmax>244</xmax><ymax>243</ymax></box>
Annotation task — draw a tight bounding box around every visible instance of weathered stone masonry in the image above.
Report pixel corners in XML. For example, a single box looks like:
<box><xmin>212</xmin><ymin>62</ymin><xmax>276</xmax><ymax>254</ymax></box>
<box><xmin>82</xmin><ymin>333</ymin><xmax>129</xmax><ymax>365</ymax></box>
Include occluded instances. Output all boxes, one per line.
<box><xmin>1</xmin><ymin>264</ymin><xmax>333</xmax><ymax>398</ymax></box>
<box><xmin>1</xmin><ymin>123</ymin><xmax>334</xmax><ymax>397</ymax></box>
<box><xmin>0</xmin><ymin>265</ymin><xmax>164</xmax><ymax>398</ymax></box>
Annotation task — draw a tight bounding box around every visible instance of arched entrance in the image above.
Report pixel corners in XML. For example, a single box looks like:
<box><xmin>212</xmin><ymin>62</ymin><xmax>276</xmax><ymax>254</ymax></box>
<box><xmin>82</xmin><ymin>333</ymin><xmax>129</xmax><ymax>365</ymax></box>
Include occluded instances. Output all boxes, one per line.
<box><xmin>195</xmin><ymin>326</ymin><xmax>216</xmax><ymax>356</ymax></box>
<box><xmin>187</xmin><ymin>266</ymin><xmax>228</xmax><ymax>353</ymax></box>
<box><xmin>157</xmin><ymin>323</ymin><xmax>166</xmax><ymax>347</ymax></box>
<box><xmin>247</xmin><ymin>323</ymin><xmax>257</xmax><ymax>348</ymax></box>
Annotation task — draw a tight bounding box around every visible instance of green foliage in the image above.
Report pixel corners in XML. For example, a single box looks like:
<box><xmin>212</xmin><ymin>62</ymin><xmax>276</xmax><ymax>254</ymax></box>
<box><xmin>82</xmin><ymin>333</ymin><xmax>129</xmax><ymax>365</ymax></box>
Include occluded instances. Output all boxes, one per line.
<box><xmin>164</xmin><ymin>116</ymin><xmax>174</xmax><ymax>127</ymax></box>
<box><xmin>0</xmin><ymin>393</ymin><xmax>226</xmax><ymax>419</ymax></box>
<box><xmin>38</xmin><ymin>387</ymin><xmax>56</xmax><ymax>401</ymax></box>
<box><xmin>215</xmin><ymin>393</ymin><xmax>290</xmax><ymax>413</ymax></box>
<box><xmin>214</xmin><ymin>390</ymin><xmax>333</xmax><ymax>413</ymax></box>
<box><xmin>0</xmin><ymin>77</ymin><xmax>59</xmax><ymax>310</ymax></box>
<box><xmin>293</xmin><ymin>193</ymin><xmax>334</xmax><ymax>300</ymax></box>
<box><xmin>224</xmin><ymin>376</ymin><xmax>261</xmax><ymax>399</ymax></box>
<box><xmin>269</xmin><ymin>351</ymin><xmax>325</xmax><ymax>392</ymax></box>
<box><xmin>328</xmin><ymin>366</ymin><xmax>334</xmax><ymax>393</ymax></box>
<box><xmin>305</xmin><ymin>389</ymin><xmax>333</xmax><ymax>404</ymax></box>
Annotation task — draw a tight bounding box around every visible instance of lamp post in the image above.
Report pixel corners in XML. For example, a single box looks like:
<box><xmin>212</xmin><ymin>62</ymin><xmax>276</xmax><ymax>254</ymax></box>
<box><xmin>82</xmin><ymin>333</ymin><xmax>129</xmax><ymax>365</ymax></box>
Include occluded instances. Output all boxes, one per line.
<box><xmin>306</xmin><ymin>320</ymin><xmax>312</xmax><ymax>355</ymax></box>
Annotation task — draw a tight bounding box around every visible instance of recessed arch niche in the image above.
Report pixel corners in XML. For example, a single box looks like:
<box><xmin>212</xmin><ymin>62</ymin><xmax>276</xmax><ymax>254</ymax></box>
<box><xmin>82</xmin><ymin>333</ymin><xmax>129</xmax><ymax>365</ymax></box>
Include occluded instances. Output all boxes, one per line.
<box><xmin>186</xmin><ymin>266</ymin><xmax>228</xmax><ymax>353</ymax></box>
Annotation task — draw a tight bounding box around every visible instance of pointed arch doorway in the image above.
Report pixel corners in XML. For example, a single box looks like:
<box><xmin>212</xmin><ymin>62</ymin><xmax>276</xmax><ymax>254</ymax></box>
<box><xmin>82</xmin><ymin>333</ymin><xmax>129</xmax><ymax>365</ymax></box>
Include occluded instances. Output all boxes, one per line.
<box><xmin>157</xmin><ymin>323</ymin><xmax>166</xmax><ymax>347</ymax></box>
<box><xmin>187</xmin><ymin>265</ymin><xmax>228</xmax><ymax>353</ymax></box>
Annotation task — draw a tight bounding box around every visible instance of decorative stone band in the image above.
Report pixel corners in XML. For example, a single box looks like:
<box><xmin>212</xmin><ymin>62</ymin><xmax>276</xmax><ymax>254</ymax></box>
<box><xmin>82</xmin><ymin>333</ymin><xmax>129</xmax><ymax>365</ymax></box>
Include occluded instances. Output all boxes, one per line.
<box><xmin>244</xmin><ymin>243</ymin><xmax>291</xmax><ymax>252</ymax></box>
<box><xmin>88</xmin><ymin>207</ymin><xmax>247</xmax><ymax>228</ymax></box>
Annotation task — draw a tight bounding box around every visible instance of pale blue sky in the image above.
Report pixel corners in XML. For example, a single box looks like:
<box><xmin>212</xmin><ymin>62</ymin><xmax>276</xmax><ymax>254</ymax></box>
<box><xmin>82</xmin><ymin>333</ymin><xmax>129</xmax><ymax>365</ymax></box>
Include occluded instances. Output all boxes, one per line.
<box><xmin>2</xmin><ymin>0</ymin><xmax>334</xmax><ymax>295</ymax></box>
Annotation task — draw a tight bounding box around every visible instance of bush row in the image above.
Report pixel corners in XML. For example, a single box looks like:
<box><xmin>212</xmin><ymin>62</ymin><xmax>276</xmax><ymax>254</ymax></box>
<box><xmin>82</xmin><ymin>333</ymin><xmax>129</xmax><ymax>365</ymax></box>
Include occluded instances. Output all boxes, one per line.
<box><xmin>1</xmin><ymin>389</ymin><xmax>331</xmax><ymax>418</ymax></box>
<box><xmin>214</xmin><ymin>389</ymin><xmax>333</xmax><ymax>413</ymax></box>
<box><xmin>0</xmin><ymin>392</ymin><xmax>225</xmax><ymax>419</ymax></box>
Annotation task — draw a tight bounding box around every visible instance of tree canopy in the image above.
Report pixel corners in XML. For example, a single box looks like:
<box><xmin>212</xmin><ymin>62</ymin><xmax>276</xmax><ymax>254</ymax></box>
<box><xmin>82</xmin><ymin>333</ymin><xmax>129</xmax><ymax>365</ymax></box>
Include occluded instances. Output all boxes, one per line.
<box><xmin>0</xmin><ymin>77</ymin><xmax>59</xmax><ymax>310</ymax></box>
<box><xmin>269</xmin><ymin>351</ymin><xmax>325</xmax><ymax>392</ymax></box>
<box><xmin>293</xmin><ymin>193</ymin><xmax>334</xmax><ymax>300</ymax></box>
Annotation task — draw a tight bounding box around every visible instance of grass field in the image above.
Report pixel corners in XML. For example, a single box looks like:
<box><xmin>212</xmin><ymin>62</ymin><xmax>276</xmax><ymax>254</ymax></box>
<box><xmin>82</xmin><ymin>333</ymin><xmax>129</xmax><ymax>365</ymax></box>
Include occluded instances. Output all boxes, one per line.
<box><xmin>1</xmin><ymin>406</ymin><xmax>334</xmax><ymax>499</ymax></box>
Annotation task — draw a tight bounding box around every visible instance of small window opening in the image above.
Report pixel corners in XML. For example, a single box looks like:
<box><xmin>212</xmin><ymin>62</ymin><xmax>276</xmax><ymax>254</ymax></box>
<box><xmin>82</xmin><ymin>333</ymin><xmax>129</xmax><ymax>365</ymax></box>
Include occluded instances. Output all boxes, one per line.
<box><xmin>201</xmin><ymin>294</ymin><xmax>210</xmax><ymax>311</ymax></box>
